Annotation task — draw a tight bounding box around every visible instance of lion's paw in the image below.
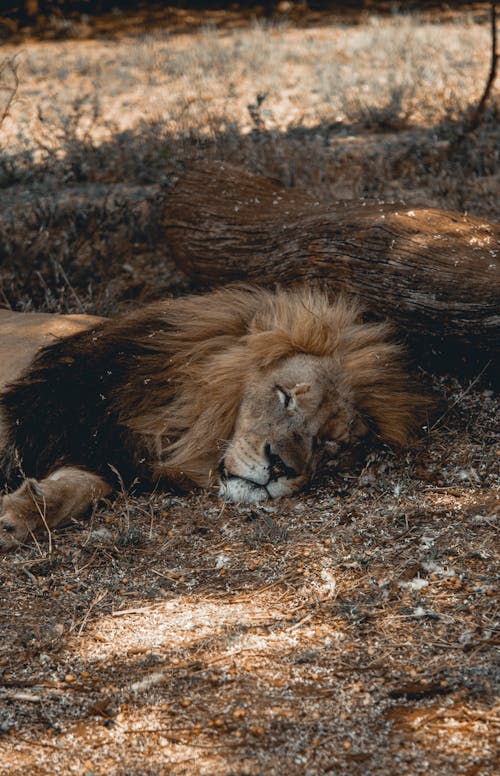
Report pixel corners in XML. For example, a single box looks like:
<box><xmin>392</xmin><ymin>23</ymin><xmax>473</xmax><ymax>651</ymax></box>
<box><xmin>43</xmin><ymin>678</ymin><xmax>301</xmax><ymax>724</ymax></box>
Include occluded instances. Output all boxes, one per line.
<box><xmin>0</xmin><ymin>484</ymin><xmax>40</xmax><ymax>551</ymax></box>
<box><xmin>0</xmin><ymin>510</ymin><xmax>30</xmax><ymax>550</ymax></box>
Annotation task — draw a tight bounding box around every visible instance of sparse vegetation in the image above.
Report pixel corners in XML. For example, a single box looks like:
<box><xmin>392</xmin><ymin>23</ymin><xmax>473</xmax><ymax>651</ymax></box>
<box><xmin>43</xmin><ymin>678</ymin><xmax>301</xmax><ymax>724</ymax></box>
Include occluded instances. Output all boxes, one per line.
<box><xmin>0</xmin><ymin>5</ymin><xmax>498</xmax><ymax>775</ymax></box>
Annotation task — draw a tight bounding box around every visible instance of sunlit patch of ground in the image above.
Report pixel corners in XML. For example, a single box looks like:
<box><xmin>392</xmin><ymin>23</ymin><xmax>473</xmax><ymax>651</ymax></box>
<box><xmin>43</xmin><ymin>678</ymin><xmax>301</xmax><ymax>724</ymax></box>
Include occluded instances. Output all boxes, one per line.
<box><xmin>0</xmin><ymin>11</ymin><xmax>493</xmax><ymax>144</ymax></box>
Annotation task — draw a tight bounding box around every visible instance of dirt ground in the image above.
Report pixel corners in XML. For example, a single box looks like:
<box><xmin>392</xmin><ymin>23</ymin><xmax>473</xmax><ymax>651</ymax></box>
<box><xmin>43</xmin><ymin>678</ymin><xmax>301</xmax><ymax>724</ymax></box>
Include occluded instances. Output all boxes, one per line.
<box><xmin>0</xmin><ymin>3</ymin><xmax>499</xmax><ymax>775</ymax></box>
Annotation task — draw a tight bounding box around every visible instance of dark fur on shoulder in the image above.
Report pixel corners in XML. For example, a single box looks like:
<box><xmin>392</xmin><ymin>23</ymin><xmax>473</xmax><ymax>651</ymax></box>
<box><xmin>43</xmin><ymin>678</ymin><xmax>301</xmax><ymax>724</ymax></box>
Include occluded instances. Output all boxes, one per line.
<box><xmin>0</xmin><ymin>309</ymin><xmax>163</xmax><ymax>487</ymax></box>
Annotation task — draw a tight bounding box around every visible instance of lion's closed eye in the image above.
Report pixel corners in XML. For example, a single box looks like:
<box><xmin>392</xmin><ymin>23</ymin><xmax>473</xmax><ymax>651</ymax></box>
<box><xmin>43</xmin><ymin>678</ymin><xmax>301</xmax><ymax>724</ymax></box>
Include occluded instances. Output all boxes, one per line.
<box><xmin>276</xmin><ymin>385</ymin><xmax>292</xmax><ymax>408</ymax></box>
<box><xmin>275</xmin><ymin>382</ymin><xmax>311</xmax><ymax>412</ymax></box>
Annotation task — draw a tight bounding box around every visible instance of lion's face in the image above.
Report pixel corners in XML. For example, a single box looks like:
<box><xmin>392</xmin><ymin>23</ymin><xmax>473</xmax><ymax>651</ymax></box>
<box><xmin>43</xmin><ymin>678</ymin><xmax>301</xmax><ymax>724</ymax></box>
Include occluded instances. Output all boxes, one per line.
<box><xmin>219</xmin><ymin>354</ymin><xmax>360</xmax><ymax>503</ymax></box>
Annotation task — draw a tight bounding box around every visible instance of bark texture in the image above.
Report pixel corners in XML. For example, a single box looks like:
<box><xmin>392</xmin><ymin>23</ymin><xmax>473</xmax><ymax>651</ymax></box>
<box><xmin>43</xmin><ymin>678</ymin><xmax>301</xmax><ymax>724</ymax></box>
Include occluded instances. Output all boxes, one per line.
<box><xmin>164</xmin><ymin>161</ymin><xmax>499</xmax><ymax>371</ymax></box>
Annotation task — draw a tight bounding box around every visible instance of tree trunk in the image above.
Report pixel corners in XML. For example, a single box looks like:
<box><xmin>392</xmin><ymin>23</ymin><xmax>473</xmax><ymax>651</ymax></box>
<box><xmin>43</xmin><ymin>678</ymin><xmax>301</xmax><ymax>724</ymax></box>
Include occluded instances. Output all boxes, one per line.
<box><xmin>164</xmin><ymin>161</ymin><xmax>499</xmax><ymax>374</ymax></box>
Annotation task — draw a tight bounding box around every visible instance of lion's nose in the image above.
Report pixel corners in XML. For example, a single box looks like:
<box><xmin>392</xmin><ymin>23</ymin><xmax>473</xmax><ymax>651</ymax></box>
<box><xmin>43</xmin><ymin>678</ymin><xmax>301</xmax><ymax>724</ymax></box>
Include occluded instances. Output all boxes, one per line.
<box><xmin>264</xmin><ymin>443</ymin><xmax>298</xmax><ymax>480</ymax></box>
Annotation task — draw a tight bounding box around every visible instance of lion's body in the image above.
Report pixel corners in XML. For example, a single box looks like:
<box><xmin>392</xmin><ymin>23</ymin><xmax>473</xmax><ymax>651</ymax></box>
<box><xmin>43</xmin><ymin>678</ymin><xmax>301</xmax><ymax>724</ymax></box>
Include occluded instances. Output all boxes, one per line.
<box><xmin>0</xmin><ymin>286</ymin><xmax>425</xmax><ymax>548</ymax></box>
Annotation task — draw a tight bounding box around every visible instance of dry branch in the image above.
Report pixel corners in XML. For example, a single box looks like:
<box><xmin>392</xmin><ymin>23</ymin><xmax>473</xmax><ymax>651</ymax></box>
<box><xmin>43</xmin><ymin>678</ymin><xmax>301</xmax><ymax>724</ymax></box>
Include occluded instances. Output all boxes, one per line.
<box><xmin>0</xmin><ymin>58</ymin><xmax>19</xmax><ymax>130</ymax></box>
<box><xmin>467</xmin><ymin>0</ymin><xmax>498</xmax><ymax>132</ymax></box>
<box><xmin>164</xmin><ymin>161</ymin><xmax>500</xmax><ymax>370</ymax></box>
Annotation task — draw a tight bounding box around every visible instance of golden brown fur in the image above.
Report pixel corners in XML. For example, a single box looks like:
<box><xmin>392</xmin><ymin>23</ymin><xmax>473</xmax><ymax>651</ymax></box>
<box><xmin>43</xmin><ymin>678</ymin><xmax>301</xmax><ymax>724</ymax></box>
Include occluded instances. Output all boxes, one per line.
<box><xmin>0</xmin><ymin>286</ymin><xmax>426</xmax><ymax>547</ymax></box>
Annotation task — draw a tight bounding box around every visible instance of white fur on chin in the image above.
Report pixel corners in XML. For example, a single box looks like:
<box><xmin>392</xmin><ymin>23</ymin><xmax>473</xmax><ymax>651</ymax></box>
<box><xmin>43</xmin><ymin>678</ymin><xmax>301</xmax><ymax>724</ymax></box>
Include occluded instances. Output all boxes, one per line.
<box><xmin>219</xmin><ymin>477</ymin><xmax>298</xmax><ymax>503</ymax></box>
<box><xmin>219</xmin><ymin>478</ymin><xmax>269</xmax><ymax>504</ymax></box>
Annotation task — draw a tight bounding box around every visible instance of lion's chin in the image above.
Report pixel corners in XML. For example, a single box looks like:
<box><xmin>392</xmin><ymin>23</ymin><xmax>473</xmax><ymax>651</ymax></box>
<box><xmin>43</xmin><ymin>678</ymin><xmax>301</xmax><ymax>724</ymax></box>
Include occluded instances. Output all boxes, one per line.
<box><xmin>218</xmin><ymin>478</ymin><xmax>270</xmax><ymax>504</ymax></box>
<box><xmin>218</xmin><ymin>475</ymin><xmax>304</xmax><ymax>504</ymax></box>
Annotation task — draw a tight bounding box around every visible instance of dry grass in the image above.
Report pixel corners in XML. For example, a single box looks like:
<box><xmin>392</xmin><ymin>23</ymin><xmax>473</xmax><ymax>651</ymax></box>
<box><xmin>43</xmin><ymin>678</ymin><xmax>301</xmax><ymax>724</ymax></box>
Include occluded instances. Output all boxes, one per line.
<box><xmin>0</xmin><ymin>5</ymin><xmax>499</xmax><ymax>775</ymax></box>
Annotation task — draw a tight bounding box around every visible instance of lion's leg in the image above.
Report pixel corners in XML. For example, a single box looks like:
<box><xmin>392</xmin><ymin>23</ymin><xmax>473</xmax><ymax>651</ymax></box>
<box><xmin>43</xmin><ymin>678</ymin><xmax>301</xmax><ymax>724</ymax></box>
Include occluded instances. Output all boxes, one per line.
<box><xmin>0</xmin><ymin>467</ymin><xmax>111</xmax><ymax>550</ymax></box>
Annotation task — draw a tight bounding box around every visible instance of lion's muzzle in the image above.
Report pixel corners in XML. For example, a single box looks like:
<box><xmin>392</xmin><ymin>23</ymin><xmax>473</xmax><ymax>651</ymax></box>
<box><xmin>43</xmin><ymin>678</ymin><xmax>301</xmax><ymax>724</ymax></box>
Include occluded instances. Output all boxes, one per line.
<box><xmin>218</xmin><ymin>441</ymin><xmax>309</xmax><ymax>504</ymax></box>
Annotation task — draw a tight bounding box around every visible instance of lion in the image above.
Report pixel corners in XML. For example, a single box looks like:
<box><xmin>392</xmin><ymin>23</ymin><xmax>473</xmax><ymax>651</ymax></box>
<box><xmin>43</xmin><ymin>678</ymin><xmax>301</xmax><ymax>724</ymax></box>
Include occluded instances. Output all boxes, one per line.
<box><xmin>0</xmin><ymin>285</ymin><xmax>425</xmax><ymax>549</ymax></box>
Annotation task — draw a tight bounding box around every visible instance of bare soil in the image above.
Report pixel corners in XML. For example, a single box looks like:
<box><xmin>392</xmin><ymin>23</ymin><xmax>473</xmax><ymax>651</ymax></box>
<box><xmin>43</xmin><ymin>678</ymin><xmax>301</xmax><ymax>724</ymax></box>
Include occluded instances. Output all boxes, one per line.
<box><xmin>0</xmin><ymin>4</ymin><xmax>498</xmax><ymax>775</ymax></box>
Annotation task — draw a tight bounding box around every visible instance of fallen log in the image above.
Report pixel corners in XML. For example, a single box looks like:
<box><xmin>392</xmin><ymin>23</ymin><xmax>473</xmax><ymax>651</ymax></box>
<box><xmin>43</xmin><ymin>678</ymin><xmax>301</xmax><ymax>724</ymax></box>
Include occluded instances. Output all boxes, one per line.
<box><xmin>164</xmin><ymin>161</ymin><xmax>499</xmax><ymax>375</ymax></box>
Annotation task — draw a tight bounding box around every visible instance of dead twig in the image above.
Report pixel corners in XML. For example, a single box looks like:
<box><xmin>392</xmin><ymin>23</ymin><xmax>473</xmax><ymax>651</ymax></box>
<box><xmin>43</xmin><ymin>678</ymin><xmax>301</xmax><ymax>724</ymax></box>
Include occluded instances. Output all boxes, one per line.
<box><xmin>53</xmin><ymin>260</ymin><xmax>86</xmax><ymax>314</ymax></box>
<box><xmin>111</xmin><ymin>604</ymin><xmax>157</xmax><ymax>618</ymax></box>
<box><xmin>0</xmin><ymin>689</ymin><xmax>41</xmax><ymax>703</ymax></box>
<box><xmin>73</xmin><ymin>590</ymin><xmax>108</xmax><ymax>635</ymax></box>
<box><xmin>430</xmin><ymin>362</ymin><xmax>492</xmax><ymax>431</ymax></box>
<box><xmin>0</xmin><ymin>57</ymin><xmax>19</xmax><ymax>130</ymax></box>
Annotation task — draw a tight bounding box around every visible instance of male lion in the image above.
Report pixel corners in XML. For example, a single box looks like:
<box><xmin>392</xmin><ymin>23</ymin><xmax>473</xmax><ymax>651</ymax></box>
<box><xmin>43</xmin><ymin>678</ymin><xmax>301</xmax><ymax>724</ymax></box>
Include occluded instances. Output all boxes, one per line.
<box><xmin>0</xmin><ymin>286</ymin><xmax>424</xmax><ymax>548</ymax></box>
